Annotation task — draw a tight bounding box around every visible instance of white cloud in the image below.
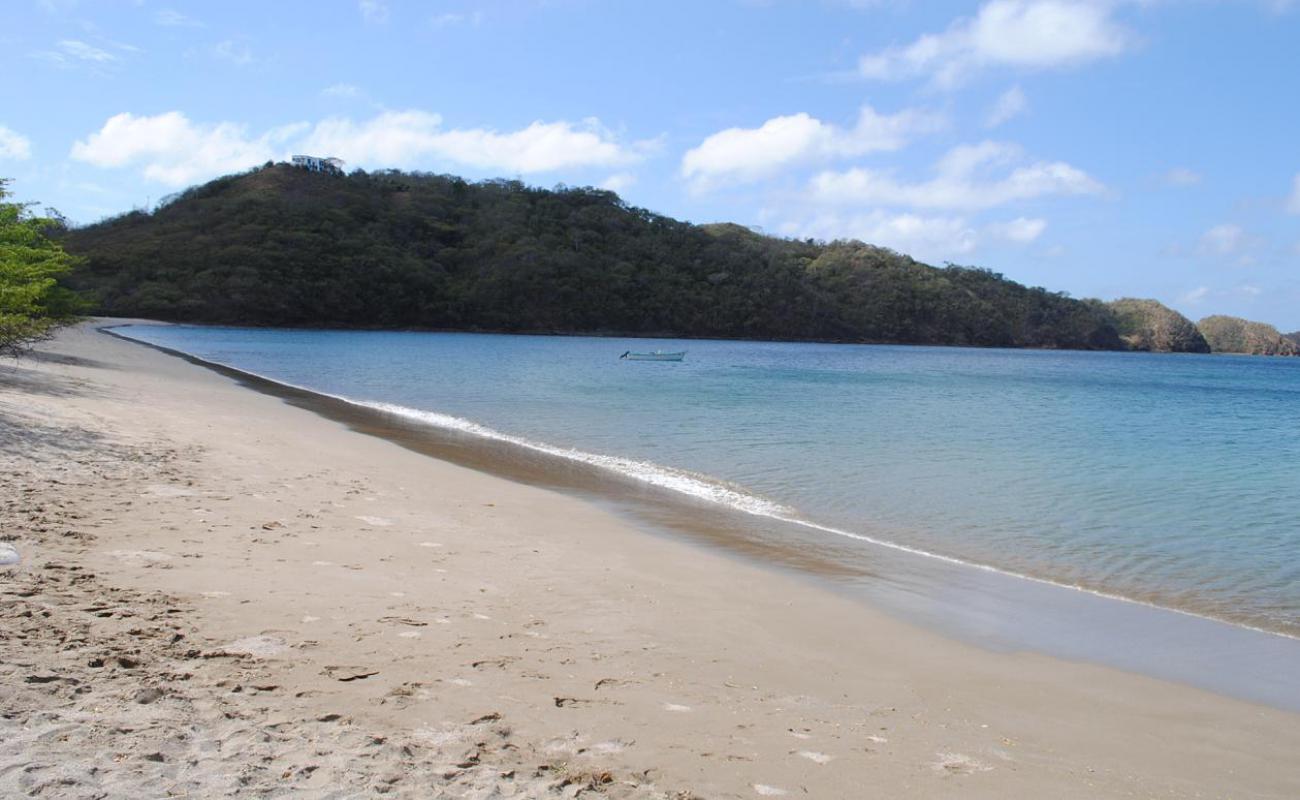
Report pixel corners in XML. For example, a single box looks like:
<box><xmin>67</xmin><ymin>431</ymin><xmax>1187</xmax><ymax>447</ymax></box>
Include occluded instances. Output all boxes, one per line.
<box><xmin>212</xmin><ymin>39</ymin><xmax>254</xmax><ymax>65</ymax></box>
<box><xmin>71</xmin><ymin>110</ymin><xmax>649</xmax><ymax>186</ymax></box>
<box><xmin>35</xmin><ymin>39</ymin><xmax>119</xmax><ymax>67</ymax></box>
<box><xmin>809</xmin><ymin>140</ymin><xmax>1103</xmax><ymax>210</ymax></box>
<box><xmin>58</xmin><ymin>39</ymin><xmax>116</xmax><ymax>62</ymax></box>
<box><xmin>681</xmin><ymin>105</ymin><xmax>945</xmax><ymax>189</ymax></box>
<box><xmin>1199</xmin><ymin>223</ymin><xmax>1243</xmax><ymax>255</ymax></box>
<box><xmin>784</xmin><ymin>211</ymin><xmax>979</xmax><ymax>261</ymax></box>
<box><xmin>987</xmin><ymin>215</ymin><xmax>1046</xmax><ymax>242</ymax></box>
<box><xmin>859</xmin><ymin>0</ymin><xmax>1132</xmax><ymax>89</ymax></box>
<box><xmin>432</xmin><ymin>11</ymin><xmax>483</xmax><ymax>28</ymax></box>
<box><xmin>1163</xmin><ymin>166</ymin><xmax>1201</xmax><ymax>186</ymax></box>
<box><xmin>1179</xmin><ymin>286</ymin><xmax>1209</xmax><ymax>304</ymax></box>
<box><xmin>322</xmin><ymin>83</ymin><xmax>362</xmax><ymax>99</ymax></box>
<box><xmin>0</xmin><ymin>124</ymin><xmax>33</xmax><ymax>160</ymax></box>
<box><xmin>70</xmin><ymin>112</ymin><xmax>295</xmax><ymax>186</ymax></box>
<box><xmin>600</xmin><ymin>172</ymin><xmax>637</xmax><ymax>193</ymax></box>
<box><xmin>360</xmin><ymin>0</ymin><xmax>389</xmax><ymax>23</ymax></box>
<box><xmin>156</xmin><ymin>9</ymin><xmax>202</xmax><ymax>27</ymax></box>
<box><xmin>301</xmin><ymin>112</ymin><xmax>645</xmax><ymax>173</ymax></box>
<box><xmin>985</xmin><ymin>85</ymin><xmax>1028</xmax><ymax>127</ymax></box>
<box><xmin>1287</xmin><ymin>172</ymin><xmax>1300</xmax><ymax>214</ymax></box>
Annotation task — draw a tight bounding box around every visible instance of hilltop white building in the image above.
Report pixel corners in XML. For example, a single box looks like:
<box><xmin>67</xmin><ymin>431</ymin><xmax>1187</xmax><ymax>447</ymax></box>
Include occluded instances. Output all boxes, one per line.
<box><xmin>290</xmin><ymin>155</ymin><xmax>345</xmax><ymax>175</ymax></box>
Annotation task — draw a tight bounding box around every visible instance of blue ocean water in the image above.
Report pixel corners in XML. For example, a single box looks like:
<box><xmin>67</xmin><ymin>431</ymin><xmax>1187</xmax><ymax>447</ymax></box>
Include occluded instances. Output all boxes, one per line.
<box><xmin>118</xmin><ymin>325</ymin><xmax>1300</xmax><ymax>638</ymax></box>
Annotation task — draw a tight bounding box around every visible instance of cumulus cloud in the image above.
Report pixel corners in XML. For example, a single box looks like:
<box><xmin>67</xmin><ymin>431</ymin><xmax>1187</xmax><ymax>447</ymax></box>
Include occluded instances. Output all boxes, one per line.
<box><xmin>70</xmin><ymin>112</ymin><xmax>295</xmax><ymax>185</ymax></box>
<box><xmin>681</xmin><ymin>106</ymin><xmax>945</xmax><ymax>189</ymax></box>
<box><xmin>780</xmin><ymin>213</ymin><xmax>1045</xmax><ymax>262</ymax></box>
<box><xmin>779</xmin><ymin>208</ymin><xmax>1047</xmax><ymax>262</ymax></box>
<box><xmin>784</xmin><ymin>211</ymin><xmax>980</xmax><ymax>261</ymax></box>
<box><xmin>859</xmin><ymin>0</ymin><xmax>1132</xmax><ymax>88</ymax></box>
<box><xmin>1179</xmin><ymin>286</ymin><xmax>1210</xmax><ymax>304</ymax></box>
<box><xmin>1163</xmin><ymin>166</ymin><xmax>1201</xmax><ymax>186</ymax></box>
<box><xmin>71</xmin><ymin>110</ymin><xmax>649</xmax><ymax>186</ymax></box>
<box><xmin>300</xmin><ymin>112</ymin><xmax>645</xmax><ymax>173</ymax></box>
<box><xmin>987</xmin><ymin>215</ymin><xmax>1046</xmax><ymax>242</ymax></box>
<box><xmin>985</xmin><ymin>85</ymin><xmax>1028</xmax><ymax>127</ymax></box>
<box><xmin>0</xmin><ymin>124</ymin><xmax>33</xmax><ymax>160</ymax></box>
<box><xmin>1287</xmin><ymin>172</ymin><xmax>1300</xmax><ymax>214</ymax></box>
<box><xmin>600</xmin><ymin>173</ymin><xmax>637</xmax><ymax>193</ymax></box>
<box><xmin>809</xmin><ymin>140</ymin><xmax>1103</xmax><ymax>210</ymax></box>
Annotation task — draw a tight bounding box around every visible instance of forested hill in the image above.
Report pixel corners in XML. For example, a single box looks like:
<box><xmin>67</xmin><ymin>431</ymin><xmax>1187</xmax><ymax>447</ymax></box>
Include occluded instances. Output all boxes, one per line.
<box><xmin>63</xmin><ymin>163</ymin><xmax>1132</xmax><ymax>349</ymax></box>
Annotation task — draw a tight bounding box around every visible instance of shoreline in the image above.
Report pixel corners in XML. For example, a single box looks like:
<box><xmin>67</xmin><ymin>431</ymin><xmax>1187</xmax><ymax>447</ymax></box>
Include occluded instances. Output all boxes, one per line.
<box><xmin>94</xmin><ymin>316</ymin><xmax>1300</xmax><ymax>357</ymax></box>
<box><xmin>104</xmin><ymin>321</ymin><xmax>1300</xmax><ymax>713</ymax></box>
<box><xmin>3</xmin><ymin>321</ymin><xmax>1298</xmax><ymax>797</ymax></box>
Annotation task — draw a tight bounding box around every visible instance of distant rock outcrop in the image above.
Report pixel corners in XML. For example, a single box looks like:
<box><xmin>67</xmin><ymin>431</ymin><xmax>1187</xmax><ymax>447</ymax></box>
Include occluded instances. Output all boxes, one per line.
<box><xmin>1196</xmin><ymin>315</ymin><xmax>1300</xmax><ymax>356</ymax></box>
<box><xmin>1104</xmin><ymin>298</ymin><xmax>1211</xmax><ymax>353</ymax></box>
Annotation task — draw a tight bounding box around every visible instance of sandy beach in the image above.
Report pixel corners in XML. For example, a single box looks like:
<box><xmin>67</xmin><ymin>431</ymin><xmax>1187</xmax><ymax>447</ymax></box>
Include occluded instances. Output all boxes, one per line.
<box><xmin>2</xmin><ymin>321</ymin><xmax>1298</xmax><ymax>799</ymax></box>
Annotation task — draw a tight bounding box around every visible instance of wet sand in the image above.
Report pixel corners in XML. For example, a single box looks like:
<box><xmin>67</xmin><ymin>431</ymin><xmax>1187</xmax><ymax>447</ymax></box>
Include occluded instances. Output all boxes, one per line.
<box><xmin>2</xmin><ymin>321</ymin><xmax>1298</xmax><ymax>798</ymax></box>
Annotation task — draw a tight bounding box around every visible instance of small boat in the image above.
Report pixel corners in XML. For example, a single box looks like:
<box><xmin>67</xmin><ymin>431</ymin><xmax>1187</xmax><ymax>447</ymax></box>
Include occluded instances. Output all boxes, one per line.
<box><xmin>620</xmin><ymin>350</ymin><xmax>686</xmax><ymax>362</ymax></box>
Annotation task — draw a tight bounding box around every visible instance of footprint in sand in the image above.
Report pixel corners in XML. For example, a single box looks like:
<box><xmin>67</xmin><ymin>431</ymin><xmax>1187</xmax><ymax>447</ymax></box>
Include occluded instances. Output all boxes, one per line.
<box><xmin>416</xmin><ymin>541</ymin><xmax>442</xmax><ymax>548</ymax></box>
<box><xmin>312</xmin><ymin>560</ymin><xmax>334</xmax><ymax>566</ymax></box>
<box><xmin>753</xmin><ymin>785</ymin><xmax>788</xmax><ymax>796</ymax></box>
<box><xmin>302</xmin><ymin>615</ymin><xmax>321</xmax><ymax>623</ymax></box>
<box><xmin>662</xmin><ymin>703</ymin><xmax>692</xmax><ymax>713</ymax></box>
<box><xmin>797</xmin><ymin>751</ymin><xmax>834</xmax><ymax>764</ymax></box>
<box><xmin>355</xmin><ymin>515</ymin><xmax>393</xmax><ymax>526</ymax></box>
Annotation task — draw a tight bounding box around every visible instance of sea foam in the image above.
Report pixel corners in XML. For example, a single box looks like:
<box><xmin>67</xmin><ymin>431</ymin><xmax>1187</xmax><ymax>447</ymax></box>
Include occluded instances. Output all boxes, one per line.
<box><xmin>353</xmin><ymin>399</ymin><xmax>794</xmax><ymax>519</ymax></box>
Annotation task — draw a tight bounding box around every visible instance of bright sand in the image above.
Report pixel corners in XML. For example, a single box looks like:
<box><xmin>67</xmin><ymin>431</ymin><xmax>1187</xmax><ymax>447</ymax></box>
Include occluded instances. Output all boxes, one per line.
<box><xmin>2</xmin><ymin>321</ymin><xmax>1297</xmax><ymax>798</ymax></box>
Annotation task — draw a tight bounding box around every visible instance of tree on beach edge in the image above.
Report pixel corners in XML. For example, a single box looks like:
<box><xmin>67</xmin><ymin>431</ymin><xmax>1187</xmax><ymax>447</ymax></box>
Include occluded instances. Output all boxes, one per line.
<box><xmin>0</xmin><ymin>179</ymin><xmax>85</xmax><ymax>356</ymax></box>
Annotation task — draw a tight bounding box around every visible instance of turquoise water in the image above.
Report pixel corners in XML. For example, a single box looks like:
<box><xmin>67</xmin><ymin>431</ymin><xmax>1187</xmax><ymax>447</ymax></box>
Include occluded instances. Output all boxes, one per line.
<box><xmin>118</xmin><ymin>325</ymin><xmax>1300</xmax><ymax>638</ymax></box>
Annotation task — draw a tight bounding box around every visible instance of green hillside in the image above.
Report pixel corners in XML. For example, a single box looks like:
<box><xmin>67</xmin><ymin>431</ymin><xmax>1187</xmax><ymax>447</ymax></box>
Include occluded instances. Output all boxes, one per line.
<box><xmin>62</xmin><ymin>164</ymin><xmax>1295</xmax><ymax>355</ymax></box>
<box><xmin>60</xmin><ymin>164</ymin><xmax>1130</xmax><ymax>349</ymax></box>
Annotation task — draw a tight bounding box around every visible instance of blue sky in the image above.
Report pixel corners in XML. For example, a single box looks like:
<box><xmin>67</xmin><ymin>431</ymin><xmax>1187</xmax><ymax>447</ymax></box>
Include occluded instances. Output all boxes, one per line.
<box><xmin>4</xmin><ymin>1</ymin><xmax>1299</xmax><ymax>329</ymax></box>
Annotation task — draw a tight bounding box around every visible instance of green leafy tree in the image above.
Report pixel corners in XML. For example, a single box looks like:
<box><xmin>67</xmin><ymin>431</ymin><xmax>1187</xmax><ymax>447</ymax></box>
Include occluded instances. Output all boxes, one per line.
<box><xmin>1</xmin><ymin>179</ymin><xmax>84</xmax><ymax>355</ymax></box>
